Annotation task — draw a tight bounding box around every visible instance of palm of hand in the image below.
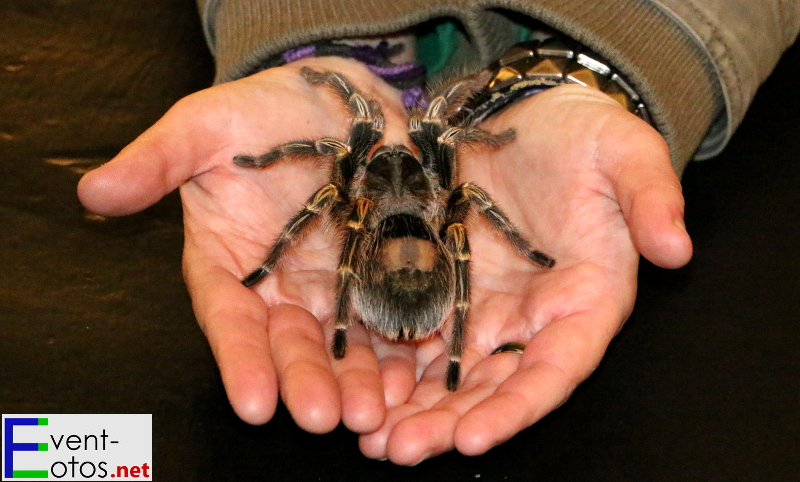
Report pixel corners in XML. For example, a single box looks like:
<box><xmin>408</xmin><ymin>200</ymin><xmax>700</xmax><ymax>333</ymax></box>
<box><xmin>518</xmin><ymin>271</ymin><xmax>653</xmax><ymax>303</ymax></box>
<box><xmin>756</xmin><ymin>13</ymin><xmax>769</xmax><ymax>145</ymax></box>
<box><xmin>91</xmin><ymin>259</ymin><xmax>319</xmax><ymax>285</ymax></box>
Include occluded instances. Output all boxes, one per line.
<box><xmin>78</xmin><ymin>59</ymin><xmax>691</xmax><ymax>464</ymax></box>
<box><xmin>358</xmin><ymin>86</ymin><xmax>676</xmax><ymax>463</ymax></box>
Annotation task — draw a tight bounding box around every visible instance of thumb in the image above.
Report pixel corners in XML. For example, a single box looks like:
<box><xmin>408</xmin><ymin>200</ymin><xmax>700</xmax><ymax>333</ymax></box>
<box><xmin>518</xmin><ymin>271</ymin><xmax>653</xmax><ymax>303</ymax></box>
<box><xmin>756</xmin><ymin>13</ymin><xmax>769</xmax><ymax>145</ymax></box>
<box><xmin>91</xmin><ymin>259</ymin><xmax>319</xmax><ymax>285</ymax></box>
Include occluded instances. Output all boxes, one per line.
<box><xmin>601</xmin><ymin>118</ymin><xmax>693</xmax><ymax>269</ymax></box>
<box><xmin>78</xmin><ymin>91</ymin><xmax>228</xmax><ymax>216</ymax></box>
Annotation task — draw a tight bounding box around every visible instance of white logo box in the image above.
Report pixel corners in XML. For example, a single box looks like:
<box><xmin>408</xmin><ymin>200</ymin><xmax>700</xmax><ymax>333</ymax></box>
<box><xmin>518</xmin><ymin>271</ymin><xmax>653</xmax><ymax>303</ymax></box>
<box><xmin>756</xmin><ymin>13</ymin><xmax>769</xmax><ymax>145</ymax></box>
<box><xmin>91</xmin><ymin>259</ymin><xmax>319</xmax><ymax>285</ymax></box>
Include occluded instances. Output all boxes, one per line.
<box><xmin>2</xmin><ymin>414</ymin><xmax>152</xmax><ymax>481</ymax></box>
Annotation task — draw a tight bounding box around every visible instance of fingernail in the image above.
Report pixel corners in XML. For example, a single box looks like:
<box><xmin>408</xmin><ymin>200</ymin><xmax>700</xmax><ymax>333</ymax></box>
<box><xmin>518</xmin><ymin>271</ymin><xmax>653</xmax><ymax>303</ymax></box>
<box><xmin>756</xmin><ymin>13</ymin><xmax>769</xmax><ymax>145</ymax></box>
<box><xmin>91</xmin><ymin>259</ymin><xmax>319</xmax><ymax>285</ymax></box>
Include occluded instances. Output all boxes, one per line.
<box><xmin>403</xmin><ymin>452</ymin><xmax>431</xmax><ymax>467</ymax></box>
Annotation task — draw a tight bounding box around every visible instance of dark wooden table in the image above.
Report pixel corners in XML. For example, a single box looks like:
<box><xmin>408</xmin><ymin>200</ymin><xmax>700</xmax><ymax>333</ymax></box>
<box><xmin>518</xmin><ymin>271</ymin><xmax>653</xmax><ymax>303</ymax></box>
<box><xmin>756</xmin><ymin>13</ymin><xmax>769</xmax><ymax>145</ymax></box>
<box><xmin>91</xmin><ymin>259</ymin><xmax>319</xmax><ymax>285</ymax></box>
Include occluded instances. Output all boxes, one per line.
<box><xmin>2</xmin><ymin>1</ymin><xmax>798</xmax><ymax>480</ymax></box>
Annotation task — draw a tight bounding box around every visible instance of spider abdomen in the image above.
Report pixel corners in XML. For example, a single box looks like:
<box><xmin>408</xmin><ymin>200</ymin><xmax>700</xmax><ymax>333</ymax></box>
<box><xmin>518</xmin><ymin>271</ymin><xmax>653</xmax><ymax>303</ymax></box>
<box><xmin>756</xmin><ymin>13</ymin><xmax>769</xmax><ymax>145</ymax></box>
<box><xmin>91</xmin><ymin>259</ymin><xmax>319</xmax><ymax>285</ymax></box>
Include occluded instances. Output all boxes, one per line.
<box><xmin>354</xmin><ymin>256</ymin><xmax>453</xmax><ymax>341</ymax></box>
<box><xmin>381</xmin><ymin>237</ymin><xmax>438</xmax><ymax>272</ymax></box>
<box><xmin>349</xmin><ymin>213</ymin><xmax>453</xmax><ymax>340</ymax></box>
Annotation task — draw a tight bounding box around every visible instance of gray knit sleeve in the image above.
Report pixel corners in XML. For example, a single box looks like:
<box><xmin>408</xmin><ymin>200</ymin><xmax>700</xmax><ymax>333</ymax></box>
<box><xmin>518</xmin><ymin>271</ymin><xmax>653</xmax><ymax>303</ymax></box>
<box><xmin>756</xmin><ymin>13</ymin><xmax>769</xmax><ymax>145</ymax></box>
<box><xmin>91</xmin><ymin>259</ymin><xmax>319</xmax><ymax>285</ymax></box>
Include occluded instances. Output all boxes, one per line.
<box><xmin>195</xmin><ymin>0</ymin><xmax>799</xmax><ymax>172</ymax></box>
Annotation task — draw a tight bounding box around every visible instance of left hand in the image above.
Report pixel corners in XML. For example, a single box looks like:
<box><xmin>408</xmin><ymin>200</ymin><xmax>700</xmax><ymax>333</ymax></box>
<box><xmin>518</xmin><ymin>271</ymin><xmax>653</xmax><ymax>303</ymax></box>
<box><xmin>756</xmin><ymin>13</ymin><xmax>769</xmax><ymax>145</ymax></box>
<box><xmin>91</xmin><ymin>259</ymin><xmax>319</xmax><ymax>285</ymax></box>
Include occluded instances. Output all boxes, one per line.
<box><xmin>357</xmin><ymin>85</ymin><xmax>693</xmax><ymax>464</ymax></box>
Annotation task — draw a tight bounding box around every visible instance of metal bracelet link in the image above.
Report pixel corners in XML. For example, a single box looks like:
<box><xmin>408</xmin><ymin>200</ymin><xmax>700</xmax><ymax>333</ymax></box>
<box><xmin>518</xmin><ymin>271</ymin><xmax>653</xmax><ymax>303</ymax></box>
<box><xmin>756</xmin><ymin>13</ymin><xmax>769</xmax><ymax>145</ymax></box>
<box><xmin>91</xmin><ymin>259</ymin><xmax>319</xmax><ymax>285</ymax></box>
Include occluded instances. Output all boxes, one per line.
<box><xmin>461</xmin><ymin>36</ymin><xmax>650</xmax><ymax>125</ymax></box>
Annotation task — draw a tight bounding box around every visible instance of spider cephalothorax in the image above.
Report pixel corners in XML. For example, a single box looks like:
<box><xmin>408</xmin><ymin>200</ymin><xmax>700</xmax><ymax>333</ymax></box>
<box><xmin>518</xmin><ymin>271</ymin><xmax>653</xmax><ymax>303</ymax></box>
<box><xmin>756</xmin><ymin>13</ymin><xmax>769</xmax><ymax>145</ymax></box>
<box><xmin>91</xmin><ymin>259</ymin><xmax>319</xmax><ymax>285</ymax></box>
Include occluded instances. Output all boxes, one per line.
<box><xmin>234</xmin><ymin>67</ymin><xmax>554</xmax><ymax>390</ymax></box>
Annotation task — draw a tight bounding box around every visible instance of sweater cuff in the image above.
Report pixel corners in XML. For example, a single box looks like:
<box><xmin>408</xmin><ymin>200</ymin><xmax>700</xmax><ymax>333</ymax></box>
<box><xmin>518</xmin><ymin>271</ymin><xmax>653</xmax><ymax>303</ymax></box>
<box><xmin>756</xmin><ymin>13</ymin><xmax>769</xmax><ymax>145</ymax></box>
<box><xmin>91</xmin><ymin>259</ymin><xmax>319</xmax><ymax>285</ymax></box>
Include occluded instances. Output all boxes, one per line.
<box><xmin>203</xmin><ymin>0</ymin><xmax>467</xmax><ymax>83</ymax></box>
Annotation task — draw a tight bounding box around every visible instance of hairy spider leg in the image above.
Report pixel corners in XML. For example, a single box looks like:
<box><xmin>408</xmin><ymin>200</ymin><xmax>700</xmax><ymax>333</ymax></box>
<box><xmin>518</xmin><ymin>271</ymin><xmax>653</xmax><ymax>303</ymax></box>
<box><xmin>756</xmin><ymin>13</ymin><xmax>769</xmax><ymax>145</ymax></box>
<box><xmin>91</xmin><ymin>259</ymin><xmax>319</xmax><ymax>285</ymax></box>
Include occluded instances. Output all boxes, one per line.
<box><xmin>294</xmin><ymin>68</ymin><xmax>392</xmax><ymax>356</ymax></box>
<box><xmin>241</xmin><ymin>183</ymin><xmax>343</xmax><ymax>287</ymax></box>
<box><xmin>409</xmin><ymin>77</ymin><xmax>513</xmax><ymax>190</ymax></box>
<box><xmin>332</xmin><ymin>198</ymin><xmax>374</xmax><ymax>358</ymax></box>
<box><xmin>409</xmin><ymin>96</ymin><xmax>455</xmax><ymax>189</ymax></box>
<box><xmin>408</xmin><ymin>77</ymin><xmax>486</xmax><ymax>189</ymax></box>
<box><xmin>439</xmin><ymin>182</ymin><xmax>554</xmax><ymax>390</ymax></box>
<box><xmin>235</xmin><ymin>66</ymin><xmax>383</xmax><ymax>184</ymax></box>
<box><xmin>447</xmin><ymin>182</ymin><xmax>555</xmax><ymax>268</ymax></box>
<box><xmin>405</xmin><ymin>79</ymin><xmax>530</xmax><ymax>390</ymax></box>
<box><xmin>442</xmin><ymin>222</ymin><xmax>471</xmax><ymax>391</ymax></box>
<box><xmin>301</xmin><ymin>67</ymin><xmax>384</xmax><ymax>185</ymax></box>
<box><xmin>236</xmin><ymin>67</ymin><xmax>386</xmax><ymax>287</ymax></box>
<box><xmin>431</xmin><ymin>70</ymin><xmax>493</xmax><ymax>121</ymax></box>
<box><xmin>233</xmin><ymin>138</ymin><xmax>350</xmax><ymax>169</ymax></box>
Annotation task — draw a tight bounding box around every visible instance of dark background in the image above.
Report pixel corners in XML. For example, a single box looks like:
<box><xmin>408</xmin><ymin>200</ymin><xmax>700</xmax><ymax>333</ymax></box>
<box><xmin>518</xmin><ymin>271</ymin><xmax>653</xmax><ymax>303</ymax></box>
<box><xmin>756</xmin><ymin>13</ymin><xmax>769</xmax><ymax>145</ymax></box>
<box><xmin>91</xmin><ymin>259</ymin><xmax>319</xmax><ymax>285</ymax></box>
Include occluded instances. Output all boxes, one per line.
<box><xmin>1</xmin><ymin>1</ymin><xmax>798</xmax><ymax>480</ymax></box>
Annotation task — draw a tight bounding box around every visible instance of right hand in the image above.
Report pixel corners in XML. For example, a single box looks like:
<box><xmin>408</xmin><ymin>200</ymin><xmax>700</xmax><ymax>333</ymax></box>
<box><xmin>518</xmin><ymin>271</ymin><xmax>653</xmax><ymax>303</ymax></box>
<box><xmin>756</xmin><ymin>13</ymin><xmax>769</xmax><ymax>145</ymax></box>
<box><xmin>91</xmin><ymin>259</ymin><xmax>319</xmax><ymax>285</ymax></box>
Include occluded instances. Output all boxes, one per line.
<box><xmin>78</xmin><ymin>57</ymin><xmax>411</xmax><ymax>434</ymax></box>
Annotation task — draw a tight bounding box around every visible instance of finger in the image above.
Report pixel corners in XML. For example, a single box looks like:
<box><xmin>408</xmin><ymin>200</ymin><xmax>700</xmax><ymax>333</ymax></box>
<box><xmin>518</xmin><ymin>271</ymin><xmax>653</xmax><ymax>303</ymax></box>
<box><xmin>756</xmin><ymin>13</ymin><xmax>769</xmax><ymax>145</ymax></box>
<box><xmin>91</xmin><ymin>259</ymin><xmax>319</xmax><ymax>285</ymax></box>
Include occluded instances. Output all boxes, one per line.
<box><xmin>453</xmin><ymin>305</ymin><xmax>620</xmax><ymax>456</ymax></box>
<box><xmin>185</xmin><ymin>260</ymin><xmax>279</xmax><ymax>426</ymax></box>
<box><xmin>358</xmin><ymin>352</ymin><xmax>450</xmax><ymax>461</ymax></box>
<box><xmin>599</xmin><ymin>118</ymin><xmax>693</xmax><ymax>269</ymax></box>
<box><xmin>268</xmin><ymin>303</ymin><xmax>342</xmax><ymax>433</ymax></box>
<box><xmin>348</xmin><ymin>338</ymin><xmax>419</xmax><ymax>459</ymax></box>
<box><xmin>379</xmin><ymin>351</ymin><xmax>524</xmax><ymax>465</ymax></box>
<box><xmin>359</xmin><ymin>403</ymin><xmax>425</xmax><ymax>461</ymax></box>
<box><xmin>358</xmin><ymin>338</ymin><xmax>490</xmax><ymax>464</ymax></box>
<box><xmin>330</xmin><ymin>324</ymin><xmax>386</xmax><ymax>433</ymax></box>
<box><xmin>371</xmin><ymin>334</ymin><xmax>417</xmax><ymax>408</ymax></box>
<box><xmin>77</xmin><ymin>91</ymin><xmax>230</xmax><ymax>216</ymax></box>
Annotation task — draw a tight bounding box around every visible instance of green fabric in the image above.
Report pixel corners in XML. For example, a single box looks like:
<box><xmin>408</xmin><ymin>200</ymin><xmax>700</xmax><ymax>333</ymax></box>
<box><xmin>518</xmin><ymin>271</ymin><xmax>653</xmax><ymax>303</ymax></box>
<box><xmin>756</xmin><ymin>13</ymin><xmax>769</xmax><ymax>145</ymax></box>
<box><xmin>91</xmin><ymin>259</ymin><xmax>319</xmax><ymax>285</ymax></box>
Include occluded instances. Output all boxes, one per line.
<box><xmin>415</xmin><ymin>20</ymin><xmax>530</xmax><ymax>75</ymax></box>
<box><xmin>415</xmin><ymin>21</ymin><xmax>458</xmax><ymax>75</ymax></box>
<box><xmin>516</xmin><ymin>24</ymin><xmax>532</xmax><ymax>42</ymax></box>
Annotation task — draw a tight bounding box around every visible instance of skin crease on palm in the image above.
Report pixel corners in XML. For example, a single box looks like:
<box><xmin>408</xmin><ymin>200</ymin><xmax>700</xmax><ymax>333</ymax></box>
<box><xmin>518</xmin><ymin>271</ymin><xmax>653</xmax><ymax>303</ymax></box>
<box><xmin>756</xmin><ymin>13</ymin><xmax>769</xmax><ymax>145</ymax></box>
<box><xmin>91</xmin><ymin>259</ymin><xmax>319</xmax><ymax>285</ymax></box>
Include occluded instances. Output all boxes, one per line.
<box><xmin>77</xmin><ymin>56</ymin><xmax>693</xmax><ymax>465</ymax></box>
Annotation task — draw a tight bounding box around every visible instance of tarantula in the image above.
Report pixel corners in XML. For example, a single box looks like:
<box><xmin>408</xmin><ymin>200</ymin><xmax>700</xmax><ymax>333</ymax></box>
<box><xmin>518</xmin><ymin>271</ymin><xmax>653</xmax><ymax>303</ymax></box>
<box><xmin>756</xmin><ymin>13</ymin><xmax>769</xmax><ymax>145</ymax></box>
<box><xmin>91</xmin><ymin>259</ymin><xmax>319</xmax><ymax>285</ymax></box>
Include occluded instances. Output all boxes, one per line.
<box><xmin>233</xmin><ymin>67</ymin><xmax>554</xmax><ymax>390</ymax></box>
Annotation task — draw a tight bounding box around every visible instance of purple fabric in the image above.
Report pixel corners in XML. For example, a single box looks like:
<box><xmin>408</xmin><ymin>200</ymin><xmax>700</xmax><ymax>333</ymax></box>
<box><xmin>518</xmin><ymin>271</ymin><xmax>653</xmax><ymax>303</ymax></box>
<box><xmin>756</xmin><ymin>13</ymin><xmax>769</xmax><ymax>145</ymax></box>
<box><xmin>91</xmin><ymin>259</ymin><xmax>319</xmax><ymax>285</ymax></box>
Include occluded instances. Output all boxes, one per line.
<box><xmin>401</xmin><ymin>86</ymin><xmax>427</xmax><ymax>110</ymax></box>
<box><xmin>367</xmin><ymin>62</ymin><xmax>425</xmax><ymax>78</ymax></box>
<box><xmin>282</xmin><ymin>45</ymin><xmax>316</xmax><ymax>64</ymax></box>
<box><xmin>349</xmin><ymin>44</ymin><xmax>386</xmax><ymax>66</ymax></box>
<box><xmin>277</xmin><ymin>40</ymin><xmax>428</xmax><ymax>111</ymax></box>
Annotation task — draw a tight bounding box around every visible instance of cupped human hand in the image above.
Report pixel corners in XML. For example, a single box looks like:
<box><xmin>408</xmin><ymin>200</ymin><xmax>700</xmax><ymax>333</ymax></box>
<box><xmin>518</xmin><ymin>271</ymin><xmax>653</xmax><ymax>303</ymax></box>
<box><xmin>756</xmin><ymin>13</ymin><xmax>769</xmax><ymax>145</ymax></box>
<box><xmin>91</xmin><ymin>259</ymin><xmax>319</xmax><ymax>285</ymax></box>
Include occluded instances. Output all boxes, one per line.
<box><xmin>78</xmin><ymin>57</ymin><xmax>413</xmax><ymax>435</ymax></box>
<box><xmin>78</xmin><ymin>58</ymin><xmax>692</xmax><ymax>462</ymax></box>
<box><xmin>356</xmin><ymin>84</ymin><xmax>693</xmax><ymax>464</ymax></box>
